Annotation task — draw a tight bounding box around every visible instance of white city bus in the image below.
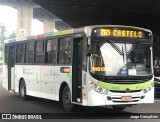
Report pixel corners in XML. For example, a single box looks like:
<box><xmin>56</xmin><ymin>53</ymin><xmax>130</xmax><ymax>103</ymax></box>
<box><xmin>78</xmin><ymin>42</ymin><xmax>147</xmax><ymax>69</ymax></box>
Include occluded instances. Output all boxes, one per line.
<box><xmin>3</xmin><ymin>25</ymin><xmax>154</xmax><ymax>111</ymax></box>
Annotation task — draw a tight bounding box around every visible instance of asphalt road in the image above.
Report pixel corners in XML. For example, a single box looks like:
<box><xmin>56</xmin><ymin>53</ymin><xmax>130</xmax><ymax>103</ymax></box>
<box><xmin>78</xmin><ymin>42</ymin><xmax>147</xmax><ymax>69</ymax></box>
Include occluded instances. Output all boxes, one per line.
<box><xmin>0</xmin><ymin>74</ymin><xmax>160</xmax><ymax>122</ymax></box>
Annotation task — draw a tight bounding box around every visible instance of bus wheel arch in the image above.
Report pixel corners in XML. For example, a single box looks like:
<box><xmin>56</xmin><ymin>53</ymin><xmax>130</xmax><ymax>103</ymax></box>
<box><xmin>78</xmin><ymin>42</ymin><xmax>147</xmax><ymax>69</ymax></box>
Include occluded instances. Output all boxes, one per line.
<box><xmin>59</xmin><ymin>82</ymin><xmax>73</xmax><ymax>111</ymax></box>
<box><xmin>19</xmin><ymin>78</ymin><xmax>28</xmax><ymax>100</ymax></box>
<box><xmin>59</xmin><ymin>82</ymin><xmax>68</xmax><ymax>102</ymax></box>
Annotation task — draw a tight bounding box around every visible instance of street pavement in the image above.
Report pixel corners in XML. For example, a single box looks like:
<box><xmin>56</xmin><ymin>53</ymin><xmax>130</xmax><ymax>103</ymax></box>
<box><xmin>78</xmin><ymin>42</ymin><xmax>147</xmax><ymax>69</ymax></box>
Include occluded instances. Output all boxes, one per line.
<box><xmin>0</xmin><ymin>73</ymin><xmax>160</xmax><ymax>122</ymax></box>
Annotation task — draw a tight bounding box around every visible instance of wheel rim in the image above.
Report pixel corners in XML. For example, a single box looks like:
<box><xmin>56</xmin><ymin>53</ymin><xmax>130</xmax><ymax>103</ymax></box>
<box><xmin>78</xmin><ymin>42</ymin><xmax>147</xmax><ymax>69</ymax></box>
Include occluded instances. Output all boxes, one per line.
<box><xmin>64</xmin><ymin>91</ymin><xmax>71</xmax><ymax>106</ymax></box>
<box><xmin>20</xmin><ymin>85</ymin><xmax>25</xmax><ymax>97</ymax></box>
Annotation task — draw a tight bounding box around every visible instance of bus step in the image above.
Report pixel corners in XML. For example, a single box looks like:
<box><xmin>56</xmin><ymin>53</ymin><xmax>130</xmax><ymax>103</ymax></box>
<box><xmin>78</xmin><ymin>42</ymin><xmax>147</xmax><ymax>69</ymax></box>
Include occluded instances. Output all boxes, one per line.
<box><xmin>9</xmin><ymin>90</ymin><xmax>15</xmax><ymax>93</ymax></box>
<box><xmin>77</xmin><ymin>98</ymin><xmax>81</xmax><ymax>102</ymax></box>
<box><xmin>72</xmin><ymin>102</ymin><xmax>82</xmax><ymax>105</ymax></box>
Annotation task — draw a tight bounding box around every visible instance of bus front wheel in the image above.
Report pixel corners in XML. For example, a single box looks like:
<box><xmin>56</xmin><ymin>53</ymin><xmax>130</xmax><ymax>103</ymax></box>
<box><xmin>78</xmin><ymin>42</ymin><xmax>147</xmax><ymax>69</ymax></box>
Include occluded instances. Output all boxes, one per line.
<box><xmin>62</xmin><ymin>85</ymin><xmax>73</xmax><ymax>112</ymax></box>
<box><xmin>19</xmin><ymin>80</ymin><xmax>27</xmax><ymax>100</ymax></box>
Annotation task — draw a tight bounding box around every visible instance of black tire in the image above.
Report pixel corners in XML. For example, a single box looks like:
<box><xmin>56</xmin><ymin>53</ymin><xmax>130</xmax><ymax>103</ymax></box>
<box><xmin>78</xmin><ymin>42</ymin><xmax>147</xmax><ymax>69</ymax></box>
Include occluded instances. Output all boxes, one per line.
<box><xmin>19</xmin><ymin>80</ymin><xmax>28</xmax><ymax>100</ymax></box>
<box><xmin>112</xmin><ymin>105</ymin><xmax>126</xmax><ymax>110</ymax></box>
<box><xmin>62</xmin><ymin>85</ymin><xmax>73</xmax><ymax>112</ymax></box>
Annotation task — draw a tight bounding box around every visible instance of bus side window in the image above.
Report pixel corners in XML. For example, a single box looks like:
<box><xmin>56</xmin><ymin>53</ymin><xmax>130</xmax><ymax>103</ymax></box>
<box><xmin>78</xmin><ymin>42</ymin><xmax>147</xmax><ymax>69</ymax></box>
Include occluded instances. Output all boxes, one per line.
<box><xmin>25</xmin><ymin>41</ymin><xmax>34</xmax><ymax>63</ymax></box>
<box><xmin>4</xmin><ymin>45</ymin><xmax>8</xmax><ymax>64</ymax></box>
<box><xmin>16</xmin><ymin>43</ymin><xmax>24</xmax><ymax>63</ymax></box>
<box><xmin>58</xmin><ymin>37</ymin><xmax>71</xmax><ymax>64</ymax></box>
<box><xmin>34</xmin><ymin>40</ymin><xmax>44</xmax><ymax>64</ymax></box>
<box><xmin>45</xmin><ymin>38</ymin><xmax>58</xmax><ymax>64</ymax></box>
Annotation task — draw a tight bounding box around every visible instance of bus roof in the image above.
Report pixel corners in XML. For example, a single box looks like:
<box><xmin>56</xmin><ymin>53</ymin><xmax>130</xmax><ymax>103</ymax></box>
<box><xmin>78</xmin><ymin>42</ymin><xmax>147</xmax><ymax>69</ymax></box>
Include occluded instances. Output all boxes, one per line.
<box><xmin>13</xmin><ymin>25</ymin><xmax>152</xmax><ymax>41</ymax></box>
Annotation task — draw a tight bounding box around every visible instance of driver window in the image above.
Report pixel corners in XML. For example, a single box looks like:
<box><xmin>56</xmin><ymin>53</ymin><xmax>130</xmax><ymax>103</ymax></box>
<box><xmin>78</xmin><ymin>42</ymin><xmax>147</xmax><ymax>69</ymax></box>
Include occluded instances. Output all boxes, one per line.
<box><xmin>92</xmin><ymin>44</ymin><xmax>104</xmax><ymax>67</ymax></box>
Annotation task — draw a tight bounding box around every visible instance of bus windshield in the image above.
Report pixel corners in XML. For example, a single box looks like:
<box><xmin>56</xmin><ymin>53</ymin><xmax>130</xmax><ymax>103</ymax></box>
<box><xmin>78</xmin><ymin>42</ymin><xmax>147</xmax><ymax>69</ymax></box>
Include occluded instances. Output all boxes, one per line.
<box><xmin>90</xmin><ymin>40</ymin><xmax>152</xmax><ymax>77</ymax></box>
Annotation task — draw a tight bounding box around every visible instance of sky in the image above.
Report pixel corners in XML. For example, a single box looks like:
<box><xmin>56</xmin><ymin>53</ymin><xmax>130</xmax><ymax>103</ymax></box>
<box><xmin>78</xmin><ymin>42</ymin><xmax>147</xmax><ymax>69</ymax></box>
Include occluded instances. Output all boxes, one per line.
<box><xmin>0</xmin><ymin>5</ymin><xmax>43</xmax><ymax>36</ymax></box>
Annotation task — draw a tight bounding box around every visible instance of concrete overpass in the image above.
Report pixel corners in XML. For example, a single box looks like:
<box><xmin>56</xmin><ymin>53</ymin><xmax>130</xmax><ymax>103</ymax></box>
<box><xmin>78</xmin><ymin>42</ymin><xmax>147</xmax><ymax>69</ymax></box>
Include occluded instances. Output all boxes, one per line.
<box><xmin>0</xmin><ymin>0</ymin><xmax>160</xmax><ymax>60</ymax></box>
<box><xmin>1</xmin><ymin>0</ymin><xmax>160</xmax><ymax>35</ymax></box>
<box><xmin>0</xmin><ymin>0</ymin><xmax>72</xmax><ymax>39</ymax></box>
<box><xmin>31</xmin><ymin>0</ymin><xmax>160</xmax><ymax>61</ymax></box>
<box><xmin>30</xmin><ymin>0</ymin><xmax>160</xmax><ymax>33</ymax></box>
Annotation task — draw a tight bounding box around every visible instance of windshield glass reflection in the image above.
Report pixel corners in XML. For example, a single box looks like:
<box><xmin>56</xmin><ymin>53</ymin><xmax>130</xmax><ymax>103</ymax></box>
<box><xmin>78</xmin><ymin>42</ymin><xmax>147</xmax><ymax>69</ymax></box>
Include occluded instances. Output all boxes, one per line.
<box><xmin>90</xmin><ymin>40</ymin><xmax>152</xmax><ymax>76</ymax></box>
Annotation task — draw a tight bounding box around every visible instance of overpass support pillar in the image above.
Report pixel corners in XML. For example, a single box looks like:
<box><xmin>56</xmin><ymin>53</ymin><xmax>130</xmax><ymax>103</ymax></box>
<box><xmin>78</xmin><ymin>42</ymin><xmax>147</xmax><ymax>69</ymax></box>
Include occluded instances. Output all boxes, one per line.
<box><xmin>43</xmin><ymin>19</ymin><xmax>55</xmax><ymax>33</ymax></box>
<box><xmin>16</xmin><ymin>5</ymin><xmax>33</xmax><ymax>40</ymax></box>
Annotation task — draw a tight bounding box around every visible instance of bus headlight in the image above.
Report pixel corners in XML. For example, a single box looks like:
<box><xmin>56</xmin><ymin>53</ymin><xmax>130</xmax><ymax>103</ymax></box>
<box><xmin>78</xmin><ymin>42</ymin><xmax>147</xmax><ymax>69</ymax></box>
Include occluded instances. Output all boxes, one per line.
<box><xmin>90</xmin><ymin>81</ymin><xmax>108</xmax><ymax>94</ymax></box>
<box><xmin>97</xmin><ymin>87</ymin><xmax>103</xmax><ymax>93</ymax></box>
<box><xmin>101</xmin><ymin>89</ymin><xmax>108</xmax><ymax>94</ymax></box>
<box><xmin>143</xmin><ymin>86</ymin><xmax>152</xmax><ymax>93</ymax></box>
<box><xmin>143</xmin><ymin>89</ymin><xmax>147</xmax><ymax>93</ymax></box>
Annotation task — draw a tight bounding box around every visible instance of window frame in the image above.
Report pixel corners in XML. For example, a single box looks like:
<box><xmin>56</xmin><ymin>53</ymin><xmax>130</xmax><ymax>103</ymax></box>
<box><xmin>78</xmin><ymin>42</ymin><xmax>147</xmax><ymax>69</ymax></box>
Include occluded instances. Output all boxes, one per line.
<box><xmin>15</xmin><ymin>42</ymin><xmax>24</xmax><ymax>64</ymax></box>
<box><xmin>4</xmin><ymin>45</ymin><xmax>9</xmax><ymax>65</ymax></box>
<box><xmin>82</xmin><ymin>36</ymin><xmax>88</xmax><ymax>71</ymax></box>
<box><xmin>58</xmin><ymin>36</ymin><xmax>72</xmax><ymax>65</ymax></box>
<box><xmin>24</xmin><ymin>41</ymin><xmax>35</xmax><ymax>64</ymax></box>
<box><xmin>34</xmin><ymin>40</ymin><xmax>44</xmax><ymax>64</ymax></box>
<box><xmin>45</xmin><ymin>38</ymin><xmax>58</xmax><ymax>65</ymax></box>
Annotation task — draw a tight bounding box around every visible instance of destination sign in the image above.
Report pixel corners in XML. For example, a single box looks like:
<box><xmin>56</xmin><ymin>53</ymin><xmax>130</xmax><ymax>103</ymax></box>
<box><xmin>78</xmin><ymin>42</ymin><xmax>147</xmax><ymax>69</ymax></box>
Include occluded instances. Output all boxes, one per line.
<box><xmin>101</xmin><ymin>29</ymin><xmax>143</xmax><ymax>38</ymax></box>
<box><xmin>92</xmin><ymin>28</ymin><xmax>151</xmax><ymax>39</ymax></box>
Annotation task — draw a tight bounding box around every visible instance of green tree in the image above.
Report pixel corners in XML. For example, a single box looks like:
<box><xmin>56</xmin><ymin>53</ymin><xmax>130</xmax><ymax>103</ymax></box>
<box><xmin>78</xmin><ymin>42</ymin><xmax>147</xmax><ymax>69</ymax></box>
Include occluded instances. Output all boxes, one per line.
<box><xmin>0</xmin><ymin>23</ymin><xmax>7</xmax><ymax>51</ymax></box>
<box><xmin>8</xmin><ymin>30</ymin><xmax>16</xmax><ymax>39</ymax></box>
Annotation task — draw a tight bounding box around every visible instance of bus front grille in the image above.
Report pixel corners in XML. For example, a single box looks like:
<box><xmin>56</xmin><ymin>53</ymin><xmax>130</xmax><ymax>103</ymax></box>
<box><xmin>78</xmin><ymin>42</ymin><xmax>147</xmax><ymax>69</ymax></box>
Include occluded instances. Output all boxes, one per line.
<box><xmin>109</xmin><ymin>90</ymin><xmax>142</xmax><ymax>93</ymax></box>
<box><xmin>112</xmin><ymin>100</ymin><xmax>139</xmax><ymax>103</ymax></box>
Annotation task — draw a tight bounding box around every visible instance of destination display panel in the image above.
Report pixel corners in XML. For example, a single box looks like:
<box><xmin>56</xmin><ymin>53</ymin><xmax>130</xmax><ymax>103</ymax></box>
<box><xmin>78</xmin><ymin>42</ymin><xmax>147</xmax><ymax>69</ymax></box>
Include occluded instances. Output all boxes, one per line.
<box><xmin>92</xmin><ymin>28</ymin><xmax>151</xmax><ymax>39</ymax></box>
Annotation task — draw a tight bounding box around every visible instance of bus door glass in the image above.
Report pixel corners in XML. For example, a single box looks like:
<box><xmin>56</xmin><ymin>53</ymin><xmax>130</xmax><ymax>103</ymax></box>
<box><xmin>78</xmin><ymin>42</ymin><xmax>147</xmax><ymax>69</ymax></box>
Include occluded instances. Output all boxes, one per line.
<box><xmin>8</xmin><ymin>45</ymin><xmax>15</xmax><ymax>90</ymax></box>
<box><xmin>72</xmin><ymin>37</ymin><xmax>83</xmax><ymax>103</ymax></box>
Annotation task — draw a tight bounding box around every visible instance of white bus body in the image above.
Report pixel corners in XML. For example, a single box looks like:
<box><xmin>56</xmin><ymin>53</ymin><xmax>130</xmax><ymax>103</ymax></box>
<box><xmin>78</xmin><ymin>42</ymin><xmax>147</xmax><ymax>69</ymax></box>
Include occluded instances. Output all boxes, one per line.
<box><xmin>3</xmin><ymin>25</ymin><xmax>154</xmax><ymax>111</ymax></box>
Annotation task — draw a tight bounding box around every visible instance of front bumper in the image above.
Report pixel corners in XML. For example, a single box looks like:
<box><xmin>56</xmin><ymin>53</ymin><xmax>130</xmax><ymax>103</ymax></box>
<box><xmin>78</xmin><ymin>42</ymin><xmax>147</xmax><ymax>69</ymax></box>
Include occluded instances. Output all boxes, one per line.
<box><xmin>87</xmin><ymin>87</ymin><xmax>154</xmax><ymax>106</ymax></box>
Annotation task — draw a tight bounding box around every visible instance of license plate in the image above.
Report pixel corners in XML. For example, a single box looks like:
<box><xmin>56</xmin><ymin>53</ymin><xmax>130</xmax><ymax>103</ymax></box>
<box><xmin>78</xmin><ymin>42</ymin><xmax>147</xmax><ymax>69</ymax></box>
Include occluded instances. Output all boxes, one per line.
<box><xmin>121</xmin><ymin>96</ymin><xmax>132</xmax><ymax>101</ymax></box>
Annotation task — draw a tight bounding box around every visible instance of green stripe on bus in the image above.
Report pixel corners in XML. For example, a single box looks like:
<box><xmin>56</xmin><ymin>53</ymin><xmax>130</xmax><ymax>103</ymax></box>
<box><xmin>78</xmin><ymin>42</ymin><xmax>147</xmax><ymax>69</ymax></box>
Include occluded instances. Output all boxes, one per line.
<box><xmin>36</xmin><ymin>72</ymin><xmax>40</xmax><ymax>80</ymax></box>
<box><xmin>97</xmin><ymin>80</ymin><xmax>152</xmax><ymax>91</ymax></box>
<box><xmin>36</xmin><ymin>72</ymin><xmax>38</xmax><ymax>80</ymax></box>
<box><xmin>67</xmin><ymin>73</ymin><xmax>72</xmax><ymax>84</ymax></box>
<box><xmin>52</xmin><ymin>29</ymin><xmax>73</xmax><ymax>36</ymax></box>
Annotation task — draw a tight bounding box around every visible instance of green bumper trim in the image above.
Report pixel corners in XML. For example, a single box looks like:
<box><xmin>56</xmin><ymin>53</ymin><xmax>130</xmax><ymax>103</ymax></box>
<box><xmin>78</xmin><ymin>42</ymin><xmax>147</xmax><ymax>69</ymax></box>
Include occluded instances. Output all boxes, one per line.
<box><xmin>97</xmin><ymin>80</ymin><xmax>152</xmax><ymax>91</ymax></box>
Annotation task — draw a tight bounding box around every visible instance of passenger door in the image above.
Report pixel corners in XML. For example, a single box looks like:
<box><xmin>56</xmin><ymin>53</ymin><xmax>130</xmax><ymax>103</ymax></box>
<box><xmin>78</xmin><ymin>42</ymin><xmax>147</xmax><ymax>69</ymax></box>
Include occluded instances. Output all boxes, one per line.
<box><xmin>8</xmin><ymin>44</ymin><xmax>15</xmax><ymax>90</ymax></box>
<box><xmin>72</xmin><ymin>37</ymin><xmax>83</xmax><ymax>103</ymax></box>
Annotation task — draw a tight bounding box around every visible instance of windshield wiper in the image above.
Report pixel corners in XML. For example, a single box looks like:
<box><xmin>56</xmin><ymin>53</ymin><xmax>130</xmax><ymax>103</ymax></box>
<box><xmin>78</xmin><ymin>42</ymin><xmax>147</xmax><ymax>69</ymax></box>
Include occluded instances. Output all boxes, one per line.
<box><xmin>106</xmin><ymin>40</ymin><xmax>124</xmax><ymax>55</ymax></box>
<box><xmin>122</xmin><ymin>46</ymin><xmax>125</xmax><ymax>63</ymax></box>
